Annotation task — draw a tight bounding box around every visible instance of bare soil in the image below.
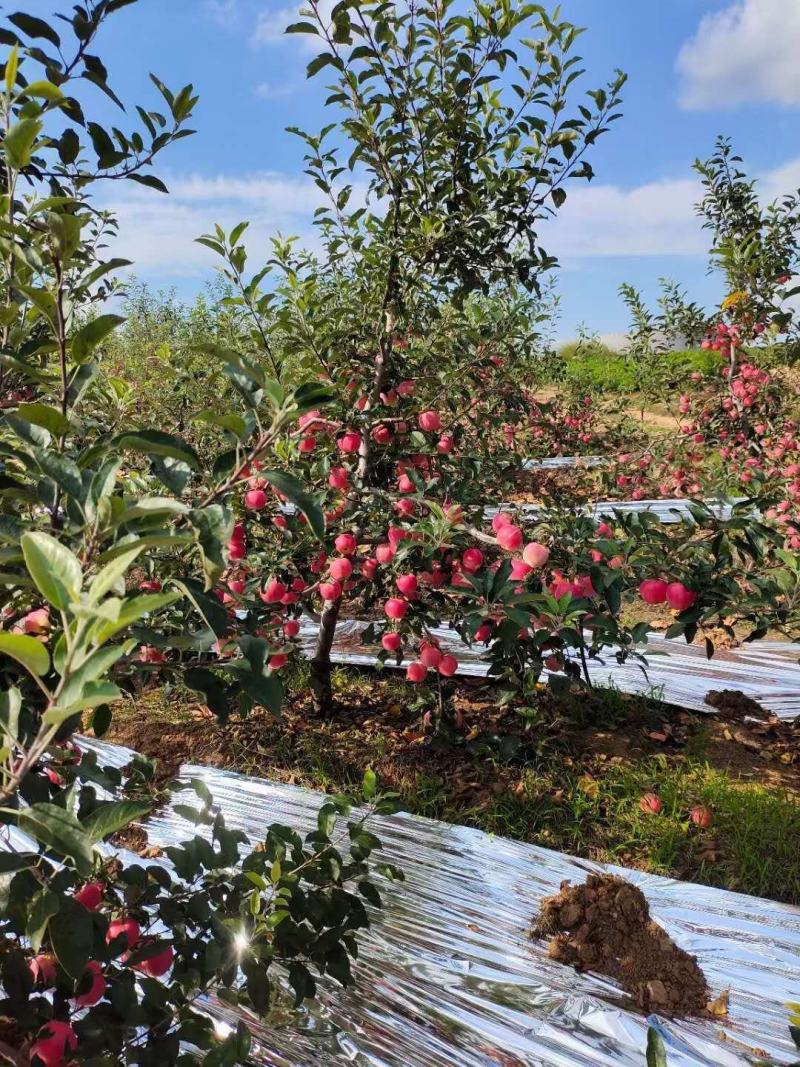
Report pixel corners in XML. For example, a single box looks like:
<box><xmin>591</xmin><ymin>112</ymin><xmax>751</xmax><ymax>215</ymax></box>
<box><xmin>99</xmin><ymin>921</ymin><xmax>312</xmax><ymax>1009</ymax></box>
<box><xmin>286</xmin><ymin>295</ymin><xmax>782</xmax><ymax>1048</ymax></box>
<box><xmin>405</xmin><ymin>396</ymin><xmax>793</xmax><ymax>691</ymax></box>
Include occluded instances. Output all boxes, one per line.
<box><xmin>532</xmin><ymin>873</ymin><xmax>711</xmax><ymax>1017</ymax></box>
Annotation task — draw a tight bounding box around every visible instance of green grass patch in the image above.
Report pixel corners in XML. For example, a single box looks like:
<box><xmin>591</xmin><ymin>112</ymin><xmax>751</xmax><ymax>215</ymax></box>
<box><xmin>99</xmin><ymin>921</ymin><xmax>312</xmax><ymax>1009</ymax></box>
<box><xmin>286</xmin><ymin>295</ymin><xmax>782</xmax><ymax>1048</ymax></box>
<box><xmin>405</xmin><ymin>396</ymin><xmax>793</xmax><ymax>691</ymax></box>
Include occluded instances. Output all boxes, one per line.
<box><xmin>108</xmin><ymin>684</ymin><xmax>800</xmax><ymax>905</ymax></box>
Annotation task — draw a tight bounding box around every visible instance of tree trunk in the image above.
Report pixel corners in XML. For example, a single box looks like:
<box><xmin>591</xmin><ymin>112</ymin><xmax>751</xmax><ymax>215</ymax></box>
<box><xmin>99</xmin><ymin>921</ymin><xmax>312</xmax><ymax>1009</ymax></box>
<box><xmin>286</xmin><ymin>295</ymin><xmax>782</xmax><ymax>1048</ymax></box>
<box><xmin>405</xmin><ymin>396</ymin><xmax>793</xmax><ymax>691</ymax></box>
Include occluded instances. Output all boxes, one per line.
<box><xmin>313</xmin><ymin>294</ymin><xmax>396</xmax><ymax>717</ymax></box>
<box><xmin>310</xmin><ymin>595</ymin><xmax>342</xmax><ymax>717</ymax></box>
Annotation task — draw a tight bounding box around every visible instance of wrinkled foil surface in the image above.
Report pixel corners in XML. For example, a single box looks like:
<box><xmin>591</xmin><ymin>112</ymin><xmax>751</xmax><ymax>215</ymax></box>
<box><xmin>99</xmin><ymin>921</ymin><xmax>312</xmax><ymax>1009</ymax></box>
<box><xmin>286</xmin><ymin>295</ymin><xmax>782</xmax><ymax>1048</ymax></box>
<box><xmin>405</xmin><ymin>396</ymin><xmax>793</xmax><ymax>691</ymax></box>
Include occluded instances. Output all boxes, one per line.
<box><xmin>296</xmin><ymin>620</ymin><xmax>800</xmax><ymax>720</ymax></box>
<box><xmin>91</xmin><ymin>739</ymin><xmax>797</xmax><ymax>1067</ymax></box>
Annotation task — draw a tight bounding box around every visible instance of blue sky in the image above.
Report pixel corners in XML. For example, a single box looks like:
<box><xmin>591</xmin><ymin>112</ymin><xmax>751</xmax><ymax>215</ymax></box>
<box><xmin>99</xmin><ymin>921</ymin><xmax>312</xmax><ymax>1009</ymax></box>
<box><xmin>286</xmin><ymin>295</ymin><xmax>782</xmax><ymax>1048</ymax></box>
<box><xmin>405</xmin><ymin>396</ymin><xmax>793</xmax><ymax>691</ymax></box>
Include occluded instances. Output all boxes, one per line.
<box><xmin>17</xmin><ymin>0</ymin><xmax>800</xmax><ymax>339</ymax></box>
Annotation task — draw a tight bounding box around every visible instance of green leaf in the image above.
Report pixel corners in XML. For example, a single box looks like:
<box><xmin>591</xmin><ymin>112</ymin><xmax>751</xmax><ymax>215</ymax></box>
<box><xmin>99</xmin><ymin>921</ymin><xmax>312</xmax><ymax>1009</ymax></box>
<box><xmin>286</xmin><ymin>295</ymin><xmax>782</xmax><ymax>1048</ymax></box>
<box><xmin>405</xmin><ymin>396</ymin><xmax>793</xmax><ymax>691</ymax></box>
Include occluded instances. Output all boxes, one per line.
<box><xmin>646</xmin><ymin>1028</ymin><xmax>667</xmax><ymax>1067</ymax></box>
<box><xmin>184</xmin><ymin>667</ymin><xmax>230</xmax><ymax>723</ymax></box>
<box><xmin>71</xmin><ymin>314</ymin><xmax>125</xmax><ymax>363</ymax></box>
<box><xmin>362</xmin><ymin>768</ymin><xmax>377</xmax><ymax>800</ymax></box>
<box><xmin>23</xmin><ymin>79</ymin><xmax>65</xmax><ymax>102</ymax></box>
<box><xmin>49</xmin><ymin>899</ymin><xmax>93</xmax><ymax>978</ymax></box>
<box><xmin>96</xmin><ymin>533</ymin><xmax>193</xmax><ymax>563</ymax></box>
<box><xmin>187</xmin><ymin>505</ymin><xmax>230</xmax><ymax>586</ymax></box>
<box><xmin>17</xmin><ymin>402</ymin><xmax>70</xmax><ymax>436</ymax></box>
<box><xmin>82</xmin><ymin>800</ymin><xmax>151</xmax><ymax>843</ymax></box>
<box><xmin>43</xmin><ymin>680</ymin><xmax>122</xmax><ymax>724</ymax></box>
<box><xmin>0</xmin><ymin>633</ymin><xmax>49</xmax><ymax>677</ymax></box>
<box><xmin>3</xmin><ymin>116</ymin><xmax>42</xmax><ymax>169</ymax></box>
<box><xmin>5</xmin><ymin>45</ymin><xmax>18</xmax><ymax>92</ymax></box>
<box><xmin>63</xmin><ymin>641</ymin><xmax>134</xmax><ymax>693</ymax></box>
<box><xmin>8</xmin><ymin>12</ymin><xmax>61</xmax><ymax>47</ymax></box>
<box><xmin>0</xmin><ymin>687</ymin><xmax>21</xmax><ymax>742</ymax></box>
<box><xmin>285</xmin><ymin>21</ymin><xmax>318</xmax><ymax>34</ymax></box>
<box><xmin>18</xmin><ymin>803</ymin><xmax>93</xmax><ymax>874</ymax></box>
<box><xmin>111</xmin><ymin>430</ymin><xmax>200</xmax><ymax>470</ymax></box>
<box><xmin>90</xmin><ymin>591</ymin><xmax>179</xmax><ymax>645</ymax></box>
<box><xmin>262</xmin><ymin>470</ymin><xmax>325</xmax><ymax>540</ymax></box>
<box><xmin>89</xmin><ymin>545</ymin><xmax>145</xmax><ymax>601</ymax></box>
<box><xmin>33</xmin><ymin>449</ymin><xmax>84</xmax><ymax>502</ymax></box>
<box><xmin>26</xmin><ymin>888</ymin><xmax>60</xmax><ymax>952</ymax></box>
<box><xmin>194</xmin><ymin>410</ymin><xmax>247</xmax><ymax>438</ymax></box>
<box><xmin>125</xmin><ymin>172</ymin><xmax>169</xmax><ymax>193</ymax></box>
<box><xmin>21</xmin><ymin>531</ymin><xmax>82</xmax><ymax>609</ymax></box>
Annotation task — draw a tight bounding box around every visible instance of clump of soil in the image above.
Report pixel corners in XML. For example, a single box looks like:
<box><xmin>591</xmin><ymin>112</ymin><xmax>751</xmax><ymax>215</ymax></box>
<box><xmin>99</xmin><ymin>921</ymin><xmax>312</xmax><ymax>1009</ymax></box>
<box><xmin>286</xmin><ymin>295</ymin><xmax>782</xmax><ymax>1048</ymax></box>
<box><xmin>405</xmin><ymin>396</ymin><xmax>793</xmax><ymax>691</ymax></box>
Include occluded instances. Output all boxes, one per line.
<box><xmin>704</xmin><ymin>689</ymin><xmax>768</xmax><ymax>720</ymax></box>
<box><xmin>532</xmin><ymin>873</ymin><xmax>711</xmax><ymax>1017</ymax></box>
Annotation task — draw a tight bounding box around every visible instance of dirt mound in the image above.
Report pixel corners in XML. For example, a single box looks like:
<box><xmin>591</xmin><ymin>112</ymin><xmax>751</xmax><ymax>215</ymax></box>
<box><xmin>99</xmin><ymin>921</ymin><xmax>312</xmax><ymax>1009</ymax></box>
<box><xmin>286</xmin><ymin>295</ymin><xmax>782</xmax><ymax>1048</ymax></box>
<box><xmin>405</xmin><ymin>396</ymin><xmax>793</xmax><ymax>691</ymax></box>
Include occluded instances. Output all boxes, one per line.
<box><xmin>532</xmin><ymin>873</ymin><xmax>710</xmax><ymax>1017</ymax></box>
<box><xmin>704</xmin><ymin>689</ymin><xmax>768</xmax><ymax>720</ymax></box>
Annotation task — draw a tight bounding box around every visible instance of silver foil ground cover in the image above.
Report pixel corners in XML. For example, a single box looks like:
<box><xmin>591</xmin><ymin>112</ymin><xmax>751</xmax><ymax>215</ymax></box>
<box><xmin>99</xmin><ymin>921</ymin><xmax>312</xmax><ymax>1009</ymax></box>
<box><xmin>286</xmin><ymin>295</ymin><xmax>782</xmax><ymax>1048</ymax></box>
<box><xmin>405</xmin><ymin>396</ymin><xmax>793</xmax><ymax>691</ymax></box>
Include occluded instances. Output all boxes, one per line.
<box><xmin>295</xmin><ymin>620</ymin><xmax>800</xmax><ymax>721</ymax></box>
<box><xmin>120</xmin><ymin>750</ymin><xmax>800</xmax><ymax>1067</ymax></box>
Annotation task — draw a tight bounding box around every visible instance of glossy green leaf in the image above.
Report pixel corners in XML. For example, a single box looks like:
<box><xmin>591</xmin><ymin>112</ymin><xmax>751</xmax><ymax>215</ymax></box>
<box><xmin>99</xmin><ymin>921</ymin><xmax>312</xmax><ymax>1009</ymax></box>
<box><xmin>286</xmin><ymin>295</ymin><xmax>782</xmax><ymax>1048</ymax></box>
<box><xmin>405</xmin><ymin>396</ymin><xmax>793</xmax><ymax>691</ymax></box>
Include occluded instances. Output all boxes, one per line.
<box><xmin>21</xmin><ymin>531</ymin><xmax>82</xmax><ymax>609</ymax></box>
<box><xmin>82</xmin><ymin>800</ymin><xmax>151</xmax><ymax>842</ymax></box>
<box><xmin>89</xmin><ymin>545</ymin><xmax>145</xmax><ymax>601</ymax></box>
<box><xmin>17</xmin><ymin>402</ymin><xmax>70</xmax><ymax>436</ymax></box>
<box><xmin>111</xmin><ymin>429</ymin><xmax>201</xmax><ymax>470</ymax></box>
<box><xmin>71</xmin><ymin>314</ymin><xmax>125</xmax><ymax>363</ymax></box>
<box><xmin>18</xmin><ymin>803</ymin><xmax>93</xmax><ymax>875</ymax></box>
<box><xmin>0</xmin><ymin>632</ymin><xmax>50</xmax><ymax>676</ymax></box>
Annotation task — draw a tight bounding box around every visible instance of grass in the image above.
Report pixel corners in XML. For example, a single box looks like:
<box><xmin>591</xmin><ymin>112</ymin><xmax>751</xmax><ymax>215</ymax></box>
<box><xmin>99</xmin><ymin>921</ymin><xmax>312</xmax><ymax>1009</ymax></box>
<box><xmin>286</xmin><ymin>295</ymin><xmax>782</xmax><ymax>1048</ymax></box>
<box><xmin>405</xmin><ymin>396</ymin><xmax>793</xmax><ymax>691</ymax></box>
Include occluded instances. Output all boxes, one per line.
<box><xmin>104</xmin><ymin>673</ymin><xmax>800</xmax><ymax>905</ymax></box>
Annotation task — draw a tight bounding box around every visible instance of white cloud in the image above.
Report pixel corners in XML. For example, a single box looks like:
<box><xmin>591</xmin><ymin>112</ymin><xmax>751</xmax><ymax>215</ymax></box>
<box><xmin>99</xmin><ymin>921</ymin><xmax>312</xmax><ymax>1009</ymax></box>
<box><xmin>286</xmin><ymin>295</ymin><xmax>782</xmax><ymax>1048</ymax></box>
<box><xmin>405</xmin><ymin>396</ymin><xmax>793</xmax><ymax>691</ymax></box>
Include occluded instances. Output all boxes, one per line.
<box><xmin>544</xmin><ymin>176</ymin><xmax>705</xmax><ymax>260</ymax></box>
<box><xmin>545</xmin><ymin>150</ymin><xmax>800</xmax><ymax>261</ymax></box>
<box><xmin>252</xmin><ymin>1</ymin><xmax>333</xmax><ymax>52</ymax></box>
<box><xmin>99</xmin><ymin>151</ymin><xmax>800</xmax><ymax>281</ymax></box>
<box><xmin>204</xmin><ymin>0</ymin><xmax>240</xmax><ymax>27</ymax></box>
<box><xmin>253</xmin><ymin>81</ymin><xmax>294</xmax><ymax>100</ymax></box>
<box><xmin>101</xmin><ymin>172</ymin><xmax>330</xmax><ymax>277</ymax></box>
<box><xmin>677</xmin><ymin>0</ymin><xmax>800</xmax><ymax>110</ymax></box>
<box><xmin>101</xmin><ymin>171</ymin><xmax>373</xmax><ymax>278</ymax></box>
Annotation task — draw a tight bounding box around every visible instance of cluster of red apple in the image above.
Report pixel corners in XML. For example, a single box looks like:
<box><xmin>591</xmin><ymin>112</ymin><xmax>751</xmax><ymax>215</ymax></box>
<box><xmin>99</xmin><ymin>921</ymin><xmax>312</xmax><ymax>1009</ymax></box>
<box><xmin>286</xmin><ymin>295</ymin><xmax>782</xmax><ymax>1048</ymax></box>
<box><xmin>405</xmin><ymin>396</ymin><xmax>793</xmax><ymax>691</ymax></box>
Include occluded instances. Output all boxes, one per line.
<box><xmin>523</xmin><ymin>393</ymin><xmax>597</xmax><ymax>454</ymax></box>
<box><xmin>26</xmin><ymin>882</ymin><xmax>173</xmax><ymax>1066</ymax></box>
<box><xmin>638</xmin><ymin>578</ymin><xmax>697</xmax><ymax>613</ymax></box>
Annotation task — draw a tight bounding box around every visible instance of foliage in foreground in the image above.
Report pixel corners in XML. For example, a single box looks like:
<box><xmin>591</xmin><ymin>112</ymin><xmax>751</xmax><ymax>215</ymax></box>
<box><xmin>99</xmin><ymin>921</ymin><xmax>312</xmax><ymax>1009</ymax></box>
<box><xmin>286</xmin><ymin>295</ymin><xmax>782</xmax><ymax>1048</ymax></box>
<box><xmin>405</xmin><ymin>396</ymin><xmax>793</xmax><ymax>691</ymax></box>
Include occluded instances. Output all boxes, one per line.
<box><xmin>0</xmin><ymin>3</ymin><xmax>398</xmax><ymax>1063</ymax></box>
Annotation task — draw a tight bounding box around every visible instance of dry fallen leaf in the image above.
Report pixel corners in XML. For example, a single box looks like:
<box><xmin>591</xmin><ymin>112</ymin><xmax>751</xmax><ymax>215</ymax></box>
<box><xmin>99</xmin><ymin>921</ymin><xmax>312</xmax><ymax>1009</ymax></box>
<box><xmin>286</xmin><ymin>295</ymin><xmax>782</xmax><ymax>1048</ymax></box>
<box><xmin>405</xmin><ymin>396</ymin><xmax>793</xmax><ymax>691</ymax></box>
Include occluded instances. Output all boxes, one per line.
<box><xmin>707</xmin><ymin>988</ymin><xmax>730</xmax><ymax>1017</ymax></box>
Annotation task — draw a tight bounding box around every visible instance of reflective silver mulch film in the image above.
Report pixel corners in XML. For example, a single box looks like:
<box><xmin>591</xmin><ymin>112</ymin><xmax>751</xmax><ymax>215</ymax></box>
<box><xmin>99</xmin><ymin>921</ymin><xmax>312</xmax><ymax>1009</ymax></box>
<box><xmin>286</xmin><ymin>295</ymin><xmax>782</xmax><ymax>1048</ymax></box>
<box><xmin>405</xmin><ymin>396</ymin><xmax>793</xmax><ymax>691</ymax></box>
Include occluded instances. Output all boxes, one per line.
<box><xmin>522</xmin><ymin>455</ymin><xmax>605</xmax><ymax>470</ymax></box>
<box><xmin>122</xmin><ymin>752</ymin><xmax>800</xmax><ymax>1067</ymax></box>
<box><xmin>295</xmin><ymin>619</ymin><xmax>800</xmax><ymax>720</ymax></box>
<box><xmin>485</xmin><ymin>498</ymin><xmax>744</xmax><ymax>525</ymax></box>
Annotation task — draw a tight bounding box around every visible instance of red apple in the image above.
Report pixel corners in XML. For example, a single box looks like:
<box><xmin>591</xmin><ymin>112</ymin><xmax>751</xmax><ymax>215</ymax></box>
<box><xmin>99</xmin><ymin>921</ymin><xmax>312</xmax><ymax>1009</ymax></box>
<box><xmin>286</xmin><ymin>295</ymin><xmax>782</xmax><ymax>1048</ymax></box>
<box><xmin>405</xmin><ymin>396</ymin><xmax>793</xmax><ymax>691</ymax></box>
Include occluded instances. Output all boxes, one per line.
<box><xmin>437</xmin><ymin>654</ymin><xmax>458</xmax><ymax>677</ymax></box>
<box><xmin>337</xmin><ymin>431</ymin><xmax>362</xmax><ymax>453</ymax></box>
<box><xmin>396</xmin><ymin>574</ymin><xmax>418</xmax><ymax>598</ymax></box>
<box><xmin>639</xmin><ymin>579</ymin><xmax>668</xmax><ymax>604</ymax></box>
<box><xmin>665</xmin><ymin>582</ymin><xmax>697</xmax><ymax>612</ymax></box>
<box><xmin>29</xmin><ymin>1021</ymin><xmax>78</xmax><ymax>1067</ymax></box>
<box><xmin>690</xmin><ymin>805</ymin><xmax>712</xmax><ymax>828</ymax></box>
<box><xmin>74</xmin><ymin>881</ymin><xmax>103</xmax><ymax>911</ymax></box>
<box><xmin>106</xmin><ymin>916</ymin><xmax>140</xmax><ymax>951</ymax></box>
<box><xmin>461</xmin><ymin>548</ymin><xmax>483</xmax><ymax>573</ymax></box>
<box><xmin>496</xmin><ymin>524</ymin><xmax>523</xmax><ymax>551</ymax></box>
<box><xmin>28</xmin><ymin>954</ymin><xmax>57</xmax><ymax>987</ymax></box>
<box><xmin>72</xmin><ymin>960</ymin><xmax>105</xmax><ymax>1007</ymax></box>
<box><xmin>260</xmin><ymin>579</ymin><xmax>287</xmax><ymax>604</ymax></box>
<box><xmin>419</xmin><ymin>644</ymin><xmax>442</xmax><ymax>668</ymax></box>
<box><xmin>133</xmin><ymin>942</ymin><xmax>174</xmax><ymax>978</ymax></box>
<box><xmin>381</xmin><ymin>632</ymin><xmax>402</xmax><ymax>652</ymax></box>
<box><xmin>406</xmin><ymin>661</ymin><xmax>428</xmax><ymax>682</ymax></box>
<box><xmin>639</xmin><ymin>792</ymin><xmax>662</xmax><ymax>815</ymax></box>
<box><xmin>522</xmin><ymin>541</ymin><xmax>549</xmax><ymax>568</ymax></box>
<box><xmin>418</xmin><ymin>410</ymin><xmax>443</xmax><ymax>433</ymax></box>
<box><xmin>328</xmin><ymin>558</ymin><xmax>353</xmax><ymax>581</ymax></box>
<box><xmin>334</xmin><ymin>533</ymin><xmax>357</xmax><ymax>555</ymax></box>
<box><xmin>384</xmin><ymin>598</ymin><xmax>408</xmax><ymax>620</ymax></box>
<box><xmin>328</xmin><ymin>466</ymin><xmax>349</xmax><ymax>490</ymax></box>
<box><xmin>245</xmin><ymin>488</ymin><xmax>268</xmax><ymax>511</ymax></box>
